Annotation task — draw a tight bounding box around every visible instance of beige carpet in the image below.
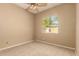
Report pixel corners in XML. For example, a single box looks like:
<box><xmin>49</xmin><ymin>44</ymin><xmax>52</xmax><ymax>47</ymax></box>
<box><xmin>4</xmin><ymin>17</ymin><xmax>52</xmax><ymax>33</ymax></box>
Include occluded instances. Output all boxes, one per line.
<box><xmin>0</xmin><ymin>42</ymin><xmax>75</xmax><ymax>56</ymax></box>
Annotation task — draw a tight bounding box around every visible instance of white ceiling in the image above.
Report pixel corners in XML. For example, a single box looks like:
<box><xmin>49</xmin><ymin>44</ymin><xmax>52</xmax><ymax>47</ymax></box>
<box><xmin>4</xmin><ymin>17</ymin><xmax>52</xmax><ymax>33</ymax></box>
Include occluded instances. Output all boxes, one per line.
<box><xmin>15</xmin><ymin>3</ymin><xmax>62</xmax><ymax>14</ymax></box>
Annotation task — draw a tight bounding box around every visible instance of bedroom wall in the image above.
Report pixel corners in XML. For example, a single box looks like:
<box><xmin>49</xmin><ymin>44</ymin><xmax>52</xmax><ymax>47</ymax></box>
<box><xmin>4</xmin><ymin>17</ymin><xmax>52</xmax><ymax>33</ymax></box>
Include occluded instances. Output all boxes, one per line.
<box><xmin>0</xmin><ymin>4</ymin><xmax>34</xmax><ymax>49</ymax></box>
<box><xmin>76</xmin><ymin>3</ymin><xmax>79</xmax><ymax>55</ymax></box>
<box><xmin>35</xmin><ymin>4</ymin><xmax>76</xmax><ymax>48</ymax></box>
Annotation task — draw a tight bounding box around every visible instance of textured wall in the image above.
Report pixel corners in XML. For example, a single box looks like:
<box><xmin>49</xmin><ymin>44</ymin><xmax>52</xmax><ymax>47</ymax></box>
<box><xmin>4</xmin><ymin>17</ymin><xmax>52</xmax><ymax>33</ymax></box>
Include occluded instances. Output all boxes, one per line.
<box><xmin>0</xmin><ymin>4</ymin><xmax>34</xmax><ymax>48</ymax></box>
<box><xmin>35</xmin><ymin>4</ymin><xmax>76</xmax><ymax>48</ymax></box>
<box><xmin>76</xmin><ymin>4</ymin><xmax>79</xmax><ymax>55</ymax></box>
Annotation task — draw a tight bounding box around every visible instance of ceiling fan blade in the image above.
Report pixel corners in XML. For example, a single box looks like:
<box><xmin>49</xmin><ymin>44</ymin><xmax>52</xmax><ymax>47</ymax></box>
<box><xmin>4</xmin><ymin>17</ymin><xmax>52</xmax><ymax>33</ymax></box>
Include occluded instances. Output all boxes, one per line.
<box><xmin>26</xmin><ymin>5</ymin><xmax>30</xmax><ymax>10</ymax></box>
<box><xmin>35</xmin><ymin>7</ymin><xmax>39</xmax><ymax>12</ymax></box>
<box><xmin>37</xmin><ymin>3</ymin><xmax>47</xmax><ymax>7</ymax></box>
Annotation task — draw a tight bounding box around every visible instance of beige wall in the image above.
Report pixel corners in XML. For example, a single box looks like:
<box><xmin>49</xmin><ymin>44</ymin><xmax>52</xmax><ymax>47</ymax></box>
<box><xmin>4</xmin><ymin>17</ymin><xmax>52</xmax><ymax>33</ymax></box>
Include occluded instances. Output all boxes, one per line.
<box><xmin>35</xmin><ymin>4</ymin><xmax>76</xmax><ymax>48</ymax></box>
<box><xmin>0</xmin><ymin>4</ymin><xmax>34</xmax><ymax>48</ymax></box>
<box><xmin>76</xmin><ymin>4</ymin><xmax>79</xmax><ymax>55</ymax></box>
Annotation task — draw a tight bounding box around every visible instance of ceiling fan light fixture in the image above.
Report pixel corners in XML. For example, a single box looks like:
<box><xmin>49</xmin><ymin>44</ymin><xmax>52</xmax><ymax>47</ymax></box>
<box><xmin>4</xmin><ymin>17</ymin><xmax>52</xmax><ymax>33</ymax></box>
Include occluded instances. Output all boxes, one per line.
<box><xmin>27</xmin><ymin>3</ymin><xmax>47</xmax><ymax>13</ymax></box>
<box><xmin>33</xmin><ymin>6</ymin><xmax>38</xmax><ymax>9</ymax></box>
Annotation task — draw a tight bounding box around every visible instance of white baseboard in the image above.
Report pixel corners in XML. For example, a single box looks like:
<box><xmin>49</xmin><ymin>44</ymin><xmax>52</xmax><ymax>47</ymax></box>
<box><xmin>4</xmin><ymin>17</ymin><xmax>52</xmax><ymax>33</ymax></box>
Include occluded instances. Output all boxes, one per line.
<box><xmin>0</xmin><ymin>39</ymin><xmax>75</xmax><ymax>52</ymax></box>
<box><xmin>36</xmin><ymin>40</ymin><xmax>75</xmax><ymax>50</ymax></box>
<box><xmin>0</xmin><ymin>40</ymin><xmax>33</xmax><ymax>51</ymax></box>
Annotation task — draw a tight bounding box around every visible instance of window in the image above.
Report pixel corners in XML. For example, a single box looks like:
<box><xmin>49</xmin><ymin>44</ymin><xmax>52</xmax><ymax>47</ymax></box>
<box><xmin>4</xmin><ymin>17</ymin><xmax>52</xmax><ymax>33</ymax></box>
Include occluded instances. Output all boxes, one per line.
<box><xmin>42</xmin><ymin>16</ymin><xmax>59</xmax><ymax>33</ymax></box>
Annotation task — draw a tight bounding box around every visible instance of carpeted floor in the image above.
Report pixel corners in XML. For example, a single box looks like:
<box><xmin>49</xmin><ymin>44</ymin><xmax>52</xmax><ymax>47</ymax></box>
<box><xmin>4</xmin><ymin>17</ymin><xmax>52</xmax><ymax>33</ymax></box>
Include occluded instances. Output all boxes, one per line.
<box><xmin>0</xmin><ymin>42</ymin><xmax>75</xmax><ymax>56</ymax></box>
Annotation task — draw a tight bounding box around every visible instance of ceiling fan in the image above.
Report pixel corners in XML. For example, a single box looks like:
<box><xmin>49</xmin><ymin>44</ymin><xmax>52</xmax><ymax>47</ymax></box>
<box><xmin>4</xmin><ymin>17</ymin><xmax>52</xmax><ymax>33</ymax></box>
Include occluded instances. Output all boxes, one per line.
<box><xmin>26</xmin><ymin>3</ymin><xmax>47</xmax><ymax>13</ymax></box>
